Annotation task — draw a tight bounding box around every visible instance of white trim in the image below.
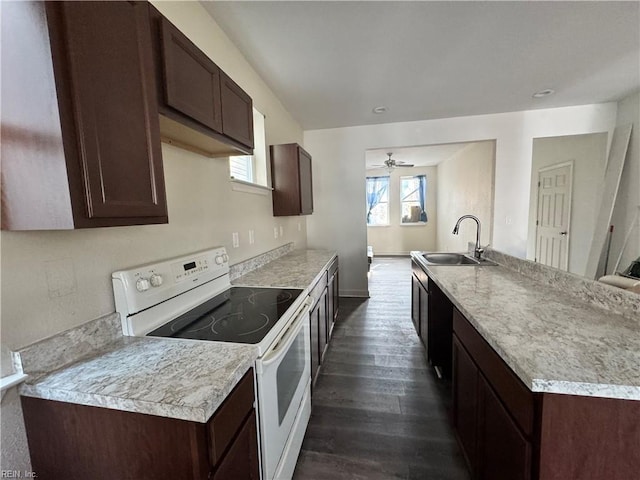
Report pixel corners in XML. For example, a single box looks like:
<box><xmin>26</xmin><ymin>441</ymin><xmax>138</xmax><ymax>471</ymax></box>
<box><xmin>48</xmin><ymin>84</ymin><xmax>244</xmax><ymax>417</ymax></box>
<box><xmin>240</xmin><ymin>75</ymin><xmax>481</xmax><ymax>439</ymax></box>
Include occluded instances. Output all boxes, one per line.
<box><xmin>230</xmin><ymin>179</ymin><xmax>272</xmax><ymax>196</ymax></box>
<box><xmin>399</xmin><ymin>222</ymin><xmax>427</xmax><ymax>227</ymax></box>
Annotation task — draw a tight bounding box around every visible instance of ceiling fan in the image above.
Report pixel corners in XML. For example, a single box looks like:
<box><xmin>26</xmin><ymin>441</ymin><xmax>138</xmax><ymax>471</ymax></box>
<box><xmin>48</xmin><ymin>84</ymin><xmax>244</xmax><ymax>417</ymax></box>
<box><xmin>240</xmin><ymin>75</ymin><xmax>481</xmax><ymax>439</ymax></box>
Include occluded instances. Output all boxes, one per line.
<box><xmin>370</xmin><ymin>152</ymin><xmax>414</xmax><ymax>171</ymax></box>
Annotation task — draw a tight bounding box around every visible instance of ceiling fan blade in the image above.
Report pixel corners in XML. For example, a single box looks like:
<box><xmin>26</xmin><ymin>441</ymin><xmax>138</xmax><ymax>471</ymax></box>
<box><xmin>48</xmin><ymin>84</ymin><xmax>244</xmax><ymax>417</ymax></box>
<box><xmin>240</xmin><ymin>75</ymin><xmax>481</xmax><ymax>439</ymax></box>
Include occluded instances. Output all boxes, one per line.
<box><xmin>396</xmin><ymin>164</ymin><xmax>415</xmax><ymax>167</ymax></box>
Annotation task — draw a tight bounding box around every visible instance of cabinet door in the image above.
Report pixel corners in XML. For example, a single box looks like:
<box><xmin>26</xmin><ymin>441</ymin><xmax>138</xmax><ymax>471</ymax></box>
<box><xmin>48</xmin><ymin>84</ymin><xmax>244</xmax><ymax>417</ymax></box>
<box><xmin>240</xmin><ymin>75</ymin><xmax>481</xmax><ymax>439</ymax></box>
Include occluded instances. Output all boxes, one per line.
<box><xmin>477</xmin><ymin>374</ymin><xmax>531</xmax><ymax>480</ymax></box>
<box><xmin>212</xmin><ymin>411</ymin><xmax>259</xmax><ymax>480</ymax></box>
<box><xmin>327</xmin><ymin>274</ymin><xmax>336</xmax><ymax>338</ymax></box>
<box><xmin>220</xmin><ymin>72</ymin><xmax>254</xmax><ymax>148</ymax></box>
<box><xmin>411</xmin><ymin>275</ymin><xmax>420</xmax><ymax>335</ymax></box>
<box><xmin>428</xmin><ymin>280</ymin><xmax>454</xmax><ymax>380</ymax></box>
<box><xmin>298</xmin><ymin>147</ymin><xmax>314</xmax><ymax>215</ymax></box>
<box><xmin>419</xmin><ymin>283</ymin><xmax>429</xmax><ymax>348</ymax></box>
<box><xmin>318</xmin><ymin>288</ymin><xmax>328</xmax><ymax>363</ymax></box>
<box><xmin>453</xmin><ymin>335</ymin><xmax>479</xmax><ymax>474</ymax></box>
<box><xmin>310</xmin><ymin>303</ymin><xmax>320</xmax><ymax>387</ymax></box>
<box><xmin>48</xmin><ymin>1</ymin><xmax>167</xmax><ymax>223</ymax></box>
<box><xmin>160</xmin><ymin>17</ymin><xmax>222</xmax><ymax>132</ymax></box>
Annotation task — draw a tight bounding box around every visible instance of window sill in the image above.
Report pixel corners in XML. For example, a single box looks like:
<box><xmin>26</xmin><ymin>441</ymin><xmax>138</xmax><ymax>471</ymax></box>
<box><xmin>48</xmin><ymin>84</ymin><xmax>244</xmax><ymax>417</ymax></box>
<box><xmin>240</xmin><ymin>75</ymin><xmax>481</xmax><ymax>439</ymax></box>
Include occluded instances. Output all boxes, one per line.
<box><xmin>400</xmin><ymin>222</ymin><xmax>428</xmax><ymax>227</ymax></box>
<box><xmin>367</xmin><ymin>224</ymin><xmax>390</xmax><ymax>227</ymax></box>
<box><xmin>230</xmin><ymin>178</ymin><xmax>273</xmax><ymax>196</ymax></box>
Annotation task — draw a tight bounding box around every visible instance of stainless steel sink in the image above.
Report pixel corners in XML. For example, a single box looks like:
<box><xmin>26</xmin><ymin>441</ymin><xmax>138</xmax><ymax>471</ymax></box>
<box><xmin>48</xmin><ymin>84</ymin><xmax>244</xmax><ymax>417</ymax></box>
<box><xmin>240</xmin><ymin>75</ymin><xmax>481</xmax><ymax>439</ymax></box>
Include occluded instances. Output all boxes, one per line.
<box><xmin>420</xmin><ymin>252</ymin><xmax>496</xmax><ymax>266</ymax></box>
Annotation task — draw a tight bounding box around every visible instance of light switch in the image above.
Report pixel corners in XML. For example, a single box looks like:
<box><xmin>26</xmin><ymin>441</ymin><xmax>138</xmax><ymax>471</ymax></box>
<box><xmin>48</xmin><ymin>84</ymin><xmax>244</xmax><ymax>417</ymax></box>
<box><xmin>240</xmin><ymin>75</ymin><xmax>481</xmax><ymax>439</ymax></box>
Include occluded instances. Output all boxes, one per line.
<box><xmin>279</xmin><ymin>225</ymin><xmax>284</xmax><ymax>237</ymax></box>
<box><xmin>249</xmin><ymin>230</ymin><xmax>255</xmax><ymax>245</ymax></box>
<box><xmin>273</xmin><ymin>227</ymin><xmax>278</xmax><ymax>239</ymax></box>
<box><xmin>232</xmin><ymin>232</ymin><xmax>240</xmax><ymax>248</ymax></box>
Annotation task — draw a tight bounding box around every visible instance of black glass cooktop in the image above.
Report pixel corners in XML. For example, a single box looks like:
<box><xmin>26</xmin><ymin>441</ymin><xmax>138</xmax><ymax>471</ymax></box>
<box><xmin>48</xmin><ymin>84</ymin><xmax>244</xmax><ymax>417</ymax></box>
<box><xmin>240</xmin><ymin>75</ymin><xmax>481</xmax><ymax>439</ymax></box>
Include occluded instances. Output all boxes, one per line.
<box><xmin>147</xmin><ymin>287</ymin><xmax>303</xmax><ymax>344</ymax></box>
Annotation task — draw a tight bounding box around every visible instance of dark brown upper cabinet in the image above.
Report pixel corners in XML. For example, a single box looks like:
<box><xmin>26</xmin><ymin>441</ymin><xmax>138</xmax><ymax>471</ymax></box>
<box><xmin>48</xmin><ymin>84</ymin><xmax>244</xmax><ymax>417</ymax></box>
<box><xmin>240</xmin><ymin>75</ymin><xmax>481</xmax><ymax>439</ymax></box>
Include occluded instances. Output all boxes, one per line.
<box><xmin>220</xmin><ymin>72</ymin><xmax>254</xmax><ymax>149</ymax></box>
<box><xmin>1</xmin><ymin>1</ymin><xmax>168</xmax><ymax>230</ymax></box>
<box><xmin>160</xmin><ymin>17</ymin><xmax>223</xmax><ymax>132</ymax></box>
<box><xmin>148</xmin><ymin>6</ymin><xmax>253</xmax><ymax>158</ymax></box>
<box><xmin>270</xmin><ymin>143</ymin><xmax>314</xmax><ymax>216</ymax></box>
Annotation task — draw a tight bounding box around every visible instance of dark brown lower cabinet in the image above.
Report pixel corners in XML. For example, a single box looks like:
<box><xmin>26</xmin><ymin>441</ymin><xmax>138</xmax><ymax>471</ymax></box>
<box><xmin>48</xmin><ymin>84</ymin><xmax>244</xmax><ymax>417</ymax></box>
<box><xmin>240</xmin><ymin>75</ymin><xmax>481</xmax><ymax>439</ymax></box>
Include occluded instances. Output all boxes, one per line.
<box><xmin>411</xmin><ymin>274</ymin><xmax>421</xmax><ymax>335</ymax></box>
<box><xmin>452</xmin><ymin>308</ymin><xmax>640</xmax><ymax>480</ymax></box>
<box><xmin>410</xmin><ymin>259</ymin><xmax>453</xmax><ymax>380</ymax></box>
<box><xmin>452</xmin><ymin>335</ymin><xmax>479</xmax><ymax>472</ymax></box>
<box><xmin>309</xmin><ymin>258</ymin><xmax>339</xmax><ymax>391</ymax></box>
<box><xmin>477</xmin><ymin>374</ymin><xmax>531</xmax><ymax>480</ymax></box>
<box><xmin>21</xmin><ymin>369</ymin><xmax>259</xmax><ymax>480</ymax></box>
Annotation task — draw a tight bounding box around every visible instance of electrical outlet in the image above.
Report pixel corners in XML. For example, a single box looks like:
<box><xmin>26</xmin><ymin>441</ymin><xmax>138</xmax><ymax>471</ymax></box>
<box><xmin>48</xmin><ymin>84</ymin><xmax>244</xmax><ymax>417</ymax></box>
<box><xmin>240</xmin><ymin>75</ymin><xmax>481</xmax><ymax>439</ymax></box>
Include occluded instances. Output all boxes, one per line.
<box><xmin>505</xmin><ymin>216</ymin><xmax>513</xmax><ymax>225</ymax></box>
<box><xmin>273</xmin><ymin>227</ymin><xmax>278</xmax><ymax>239</ymax></box>
<box><xmin>232</xmin><ymin>232</ymin><xmax>239</xmax><ymax>248</ymax></box>
<box><xmin>249</xmin><ymin>230</ymin><xmax>255</xmax><ymax>245</ymax></box>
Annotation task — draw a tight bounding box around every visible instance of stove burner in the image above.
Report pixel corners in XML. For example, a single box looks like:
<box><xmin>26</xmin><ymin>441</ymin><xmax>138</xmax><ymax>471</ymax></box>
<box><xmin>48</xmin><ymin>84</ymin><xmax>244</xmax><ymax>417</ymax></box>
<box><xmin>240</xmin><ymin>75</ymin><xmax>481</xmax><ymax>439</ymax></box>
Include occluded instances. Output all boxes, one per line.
<box><xmin>248</xmin><ymin>289</ymin><xmax>294</xmax><ymax>306</ymax></box>
<box><xmin>212</xmin><ymin>312</ymin><xmax>270</xmax><ymax>337</ymax></box>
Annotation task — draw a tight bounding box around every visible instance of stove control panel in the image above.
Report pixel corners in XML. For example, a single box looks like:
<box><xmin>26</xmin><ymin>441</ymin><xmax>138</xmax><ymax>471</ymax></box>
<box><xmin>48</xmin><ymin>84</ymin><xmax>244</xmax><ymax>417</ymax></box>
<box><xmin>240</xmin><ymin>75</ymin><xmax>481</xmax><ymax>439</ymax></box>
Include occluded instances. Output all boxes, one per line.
<box><xmin>112</xmin><ymin>247</ymin><xmax>230</xmax><ymax>318</ymax></box>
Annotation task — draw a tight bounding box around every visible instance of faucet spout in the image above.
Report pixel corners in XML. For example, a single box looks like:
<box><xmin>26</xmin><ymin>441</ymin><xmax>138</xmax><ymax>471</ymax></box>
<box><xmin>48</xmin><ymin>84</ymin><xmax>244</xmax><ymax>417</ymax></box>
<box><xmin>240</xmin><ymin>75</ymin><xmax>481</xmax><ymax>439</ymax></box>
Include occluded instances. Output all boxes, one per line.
<box><xmin>452</xmin><ymin>215</ymin><xmax>483</xmax><ymax>259</ymax></box>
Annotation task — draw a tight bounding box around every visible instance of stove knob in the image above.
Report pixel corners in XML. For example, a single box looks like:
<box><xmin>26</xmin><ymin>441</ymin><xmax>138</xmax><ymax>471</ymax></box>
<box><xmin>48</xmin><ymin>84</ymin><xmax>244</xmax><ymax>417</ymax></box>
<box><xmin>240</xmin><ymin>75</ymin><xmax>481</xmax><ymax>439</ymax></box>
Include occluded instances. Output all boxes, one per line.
<box><xmin>215</xmin><ymin>255</ymin><xmax>224</xmax><ymax>265</ymax></box>
<box><xmin>136</xmin><ymin>278</ymin><xmax>150</xmax><ymax>292</ymax></box>
<box><xmin>149</xmin><ymin>274</ymin><xmax>163</xmax><ymax>287</ymax></box>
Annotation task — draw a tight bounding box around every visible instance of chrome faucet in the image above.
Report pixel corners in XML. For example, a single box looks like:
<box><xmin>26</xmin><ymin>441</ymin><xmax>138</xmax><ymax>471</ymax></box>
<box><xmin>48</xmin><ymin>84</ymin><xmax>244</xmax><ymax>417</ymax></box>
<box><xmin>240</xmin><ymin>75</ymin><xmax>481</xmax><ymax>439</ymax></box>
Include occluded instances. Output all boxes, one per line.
<box><xmin>452</xmin><ymin>215</ymin><xmax>483</xmax><ymax>259</ymax></box>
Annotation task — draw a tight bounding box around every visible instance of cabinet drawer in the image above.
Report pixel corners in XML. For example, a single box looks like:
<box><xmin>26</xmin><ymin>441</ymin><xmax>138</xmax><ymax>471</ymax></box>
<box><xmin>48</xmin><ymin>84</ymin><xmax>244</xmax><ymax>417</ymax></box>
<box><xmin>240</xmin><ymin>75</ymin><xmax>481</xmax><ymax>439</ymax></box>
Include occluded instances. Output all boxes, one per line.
<box><xmin>453</xmin><ymin>309</ymin><xmax>534</xmax><ymax>436</ymax></box>
<box><xmin>212</xmin><ymin>410</ymin><xmax>259</xmax><ymax>480</ymax></box>
<box><xmin>208</xmin><ymin>368</ymin><xmax>255</xmax><ymax>466</ymax></box>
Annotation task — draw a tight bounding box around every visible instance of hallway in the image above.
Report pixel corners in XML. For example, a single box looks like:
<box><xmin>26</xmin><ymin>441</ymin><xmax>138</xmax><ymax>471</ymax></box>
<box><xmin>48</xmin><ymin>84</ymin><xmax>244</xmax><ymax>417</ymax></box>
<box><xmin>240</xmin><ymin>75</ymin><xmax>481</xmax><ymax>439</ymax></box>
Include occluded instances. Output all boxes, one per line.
<box><xmin>293</xmin><ymin>257</ymin><xmax>469</xmax><ymax>479</ymax></box>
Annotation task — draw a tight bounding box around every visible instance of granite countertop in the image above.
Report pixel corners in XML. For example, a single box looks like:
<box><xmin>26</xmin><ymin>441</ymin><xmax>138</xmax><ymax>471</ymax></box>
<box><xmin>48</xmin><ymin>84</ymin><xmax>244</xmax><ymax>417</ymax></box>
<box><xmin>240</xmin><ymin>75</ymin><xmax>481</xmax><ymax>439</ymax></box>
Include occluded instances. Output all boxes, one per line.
<box><xmin>411</xmin><ymin>253</ymin><xmax>640</xmax><ymax>401</ymax></box>
<box><xmin>19</xmin><ymin>248</ymin><xmax>336</xmax><ymax>422</ymax></box>
<box><xmin>20</xmin><ymin>337</ymin><xmax>258</xmax><ymax>422</ymax></box>
<box><xmin>233</xmin><ymin>249</ymin><xmax>337</xmax><ymax>289</ymax></box>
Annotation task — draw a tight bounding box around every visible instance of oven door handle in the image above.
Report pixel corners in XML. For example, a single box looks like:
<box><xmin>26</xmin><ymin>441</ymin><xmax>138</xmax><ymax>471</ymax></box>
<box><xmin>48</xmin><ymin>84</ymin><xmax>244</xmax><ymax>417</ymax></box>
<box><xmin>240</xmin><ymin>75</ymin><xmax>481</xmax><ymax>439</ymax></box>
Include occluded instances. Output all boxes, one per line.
<box><xmin>261</xmin><ymin>298</ymin><xmax>311</xmax><ymax>367</ymax></box>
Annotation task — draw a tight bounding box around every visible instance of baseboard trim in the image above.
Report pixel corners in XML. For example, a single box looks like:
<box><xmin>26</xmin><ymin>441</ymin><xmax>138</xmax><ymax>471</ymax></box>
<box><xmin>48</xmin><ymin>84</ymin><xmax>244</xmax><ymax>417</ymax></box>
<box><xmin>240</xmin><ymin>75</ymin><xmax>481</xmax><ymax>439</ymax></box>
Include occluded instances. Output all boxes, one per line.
<box><xmin>339</xmin><ymin>290</ymin><xmax>370</xmax><ymax>298</ymax></box>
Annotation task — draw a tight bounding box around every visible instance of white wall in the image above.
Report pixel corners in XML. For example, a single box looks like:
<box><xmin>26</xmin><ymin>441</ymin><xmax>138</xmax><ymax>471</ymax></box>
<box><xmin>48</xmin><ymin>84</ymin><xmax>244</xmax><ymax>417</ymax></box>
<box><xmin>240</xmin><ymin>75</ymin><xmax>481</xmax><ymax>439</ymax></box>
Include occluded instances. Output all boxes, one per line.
<box><xmin>0</xmin><ymin>1</ymin><xmax>304</xmax><ymax>471</ymax></box>
<box><xmin>304</xmin><ymin>103</ymin><xmax>617</xmax><ymax>297</ymax></box>
<box><xmin>436</xmin><ymin>141</ymin><xmax>495</xmax><ymax>252</ymax></box>
<box><xmin>527</xmin><ymin>133</ymin><xmax>608</xmax><ymax>276</ymax></box>
<box><xmin>609</xmin><ymin>91</ymin><xmax>640</xmax><ymax>274</ymax></box>
<box><xmin>366</xmin><ymin>166</ymin><xmax>437</xmax><ymax>255</ymax></box>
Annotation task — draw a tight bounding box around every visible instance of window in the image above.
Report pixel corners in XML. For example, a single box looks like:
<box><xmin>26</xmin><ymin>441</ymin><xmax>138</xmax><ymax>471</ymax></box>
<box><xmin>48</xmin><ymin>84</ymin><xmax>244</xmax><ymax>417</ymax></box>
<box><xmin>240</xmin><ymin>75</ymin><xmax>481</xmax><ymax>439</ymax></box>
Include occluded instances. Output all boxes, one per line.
<box><xmin>229</xmin><ymin>108</ymin><xmax>267</xmax><ymax>187</ymax></box>
<box><xmin>366</xmin><ymin>176</ymin><xmax>390</xmax><ymax>225</ymax></box>
<box><xmin>400</xmin><ymin>175</ymin><xmax>427</xmax><ymax>224</ymax></box>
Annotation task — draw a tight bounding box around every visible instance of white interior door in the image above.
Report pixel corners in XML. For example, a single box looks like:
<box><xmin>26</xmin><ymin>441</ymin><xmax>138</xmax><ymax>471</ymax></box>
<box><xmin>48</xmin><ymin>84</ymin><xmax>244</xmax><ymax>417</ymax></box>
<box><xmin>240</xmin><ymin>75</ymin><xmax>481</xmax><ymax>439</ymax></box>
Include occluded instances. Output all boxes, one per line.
<box><xmin>535</xmin><ymin>162</ymin><xmax>573</xmax><ymax>270</ymax></box>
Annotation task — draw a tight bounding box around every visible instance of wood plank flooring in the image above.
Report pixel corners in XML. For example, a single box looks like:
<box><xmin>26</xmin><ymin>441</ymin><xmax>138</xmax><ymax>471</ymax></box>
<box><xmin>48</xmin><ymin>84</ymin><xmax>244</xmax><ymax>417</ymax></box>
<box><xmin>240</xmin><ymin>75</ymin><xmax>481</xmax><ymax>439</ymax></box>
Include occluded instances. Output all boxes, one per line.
<box><xmin>293</xmin><ymin>256</ymin><xmax>470</xmax><ymax>480</ymax></box>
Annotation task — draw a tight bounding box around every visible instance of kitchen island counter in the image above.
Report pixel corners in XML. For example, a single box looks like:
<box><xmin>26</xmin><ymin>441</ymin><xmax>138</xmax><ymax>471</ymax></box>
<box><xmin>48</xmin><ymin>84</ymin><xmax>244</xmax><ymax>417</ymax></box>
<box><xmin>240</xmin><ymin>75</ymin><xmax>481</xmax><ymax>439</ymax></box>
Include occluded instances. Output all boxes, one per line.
<box><xmin>411</xmin><ymin>251</ymin><xmax>640</xmax><ymax>401</ymax></box>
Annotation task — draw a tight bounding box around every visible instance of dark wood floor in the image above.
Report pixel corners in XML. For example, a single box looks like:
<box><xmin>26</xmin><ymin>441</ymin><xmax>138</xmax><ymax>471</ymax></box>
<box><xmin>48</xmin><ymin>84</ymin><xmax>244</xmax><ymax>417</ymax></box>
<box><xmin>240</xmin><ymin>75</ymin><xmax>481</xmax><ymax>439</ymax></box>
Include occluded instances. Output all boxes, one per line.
<box><xmin>293</xmin><ymin>256</ymin><xmax>470</xmax><ymax>480</ymax></box>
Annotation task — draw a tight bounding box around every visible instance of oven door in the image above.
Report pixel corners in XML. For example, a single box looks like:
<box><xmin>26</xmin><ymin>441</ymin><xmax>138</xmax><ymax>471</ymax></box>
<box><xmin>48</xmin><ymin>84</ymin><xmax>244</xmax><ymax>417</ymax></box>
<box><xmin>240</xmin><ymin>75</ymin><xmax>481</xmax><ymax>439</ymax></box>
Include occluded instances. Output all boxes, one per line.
<box><xmin>255</xmin><ymin>297</ymin><xmax>311</xmax><ymax>480</ymax></box>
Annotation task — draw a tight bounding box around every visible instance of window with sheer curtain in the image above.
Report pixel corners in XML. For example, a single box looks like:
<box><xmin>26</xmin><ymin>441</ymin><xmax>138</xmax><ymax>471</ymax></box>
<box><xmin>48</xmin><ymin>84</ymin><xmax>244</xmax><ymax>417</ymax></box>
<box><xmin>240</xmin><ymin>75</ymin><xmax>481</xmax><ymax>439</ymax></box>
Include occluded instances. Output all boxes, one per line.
<box><xmin>366</xmin><ymin>176</ymin><xmax>390</xmax><ymax>226</ymax></box>
<box><xmin>400</xmin><ymin>175</ymin><xmax>427</xmax><ymax>224</ymax></box>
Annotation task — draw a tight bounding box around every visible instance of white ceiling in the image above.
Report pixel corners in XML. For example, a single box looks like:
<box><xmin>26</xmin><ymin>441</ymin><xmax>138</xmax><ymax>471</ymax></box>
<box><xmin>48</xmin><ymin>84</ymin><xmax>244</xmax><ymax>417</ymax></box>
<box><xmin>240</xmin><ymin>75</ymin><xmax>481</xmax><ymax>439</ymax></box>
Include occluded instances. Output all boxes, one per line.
<box><xmin>203</xmin><ymin>1</ymin><xmax>640</xmax><ymax>131</ymax></box>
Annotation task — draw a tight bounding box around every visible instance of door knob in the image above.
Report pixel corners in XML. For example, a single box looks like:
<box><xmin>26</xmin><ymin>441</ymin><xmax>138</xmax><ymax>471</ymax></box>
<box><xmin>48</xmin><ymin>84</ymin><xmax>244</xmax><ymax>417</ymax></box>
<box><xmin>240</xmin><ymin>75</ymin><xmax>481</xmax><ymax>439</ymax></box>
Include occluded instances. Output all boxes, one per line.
<box><xmin>559</xmin><ymin>231</ymin><xmax>568</xmax><ymax>236</ymax></box>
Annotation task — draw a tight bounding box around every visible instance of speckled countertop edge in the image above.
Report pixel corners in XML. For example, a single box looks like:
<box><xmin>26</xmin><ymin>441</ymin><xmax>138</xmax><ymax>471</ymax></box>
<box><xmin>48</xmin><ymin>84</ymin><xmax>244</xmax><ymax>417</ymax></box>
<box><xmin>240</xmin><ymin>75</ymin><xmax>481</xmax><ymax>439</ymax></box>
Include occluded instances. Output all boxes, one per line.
<box><xmin>411</xmin><ymin>252</ymin><xmax>640</xmax><ymax>401</ymax></box>
<box><xmin>19</xmin><ymin>337</ymin><xmax>259</xmax><ymax>423</ymax></box>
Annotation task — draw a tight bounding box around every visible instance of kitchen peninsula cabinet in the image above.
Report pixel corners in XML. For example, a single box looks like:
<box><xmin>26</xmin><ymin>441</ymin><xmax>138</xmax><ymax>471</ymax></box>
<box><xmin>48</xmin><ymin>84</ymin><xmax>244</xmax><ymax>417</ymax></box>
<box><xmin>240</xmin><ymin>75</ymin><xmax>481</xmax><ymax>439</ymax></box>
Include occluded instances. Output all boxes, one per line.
<box><xmin>410</xmin><ymin>259</ymin><xmax>453</xmax><ymax>379</ymax></box>
<box><xmin>148</xmin><ymin>6</ymin><xmax>254</xmax><ymax>157</ymax></box>
<box><xmin>22</xmin><ymin>368</ymin><xmax>259</xmax><ymax>480</ymax></box>
<box><xmin>1</xmin><ymin>1</ymin><xmax>168</xmax><ymax>230</ymax></box>
<box><xmin>270</xmin><ymin>143</ymin><xmax>314</xmax><ymax>216</ymax></box>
